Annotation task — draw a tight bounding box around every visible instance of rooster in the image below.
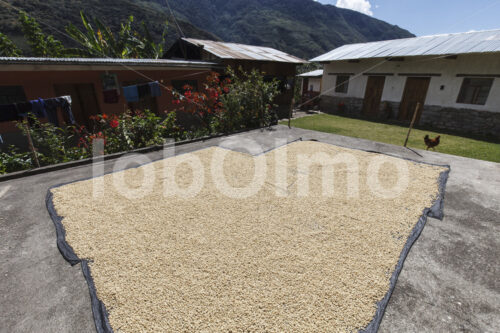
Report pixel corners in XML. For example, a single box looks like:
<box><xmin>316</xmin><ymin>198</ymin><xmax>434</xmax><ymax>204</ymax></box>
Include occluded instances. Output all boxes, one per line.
<box><xmin>424</xmin><ymin>135</ymin><xmax>440</xmax><ymax>150</ymax></box>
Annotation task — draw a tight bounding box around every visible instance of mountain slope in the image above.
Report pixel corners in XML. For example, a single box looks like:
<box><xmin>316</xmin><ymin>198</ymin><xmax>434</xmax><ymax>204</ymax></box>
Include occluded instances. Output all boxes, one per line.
<box><xmin>0</xmin><ymin>0</ymin><xmax>218</xmax><ymax>54</ymax></box>
<box><xmin>149</xmin><ymin>0</ymin><xmax>414</xmax><ymax>59</ymax></box>
<box><xmin>0</xmin><ymin>0</ymin><xmax>413</xmax><ymax>59</ymax></box>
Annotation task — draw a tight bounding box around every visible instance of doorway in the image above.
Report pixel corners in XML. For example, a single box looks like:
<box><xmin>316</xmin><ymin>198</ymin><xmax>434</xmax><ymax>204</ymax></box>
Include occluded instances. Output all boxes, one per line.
<box><xmin>362</xmin><ymin>76</ymin><xmax>386</xmax><ymax>117</ymax></box>
<box><xmin>398</xmin><ymin>77</ymin><xmax>431</xmax><ymax>122</ymax></box>
<box><xmin>53</xmin><ymin>84</ymin><xmax>100</xmax><ymax>128</ymax></box>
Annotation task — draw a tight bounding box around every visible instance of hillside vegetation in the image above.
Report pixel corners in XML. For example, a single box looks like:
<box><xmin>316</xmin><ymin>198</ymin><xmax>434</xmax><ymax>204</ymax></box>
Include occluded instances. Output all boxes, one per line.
<box><xmin>154</xmin><ymin>0</ymin><xmax>414</xmax><ymax>58</ymax></box>
<box><xmin>0</xmin><ymin>0</ymin><xmax>413</xmax><ymax>58</ymax></box>
<box><xmin>0</xmin><ymin>0</ymin><xmax>217</xmax><ymax>54</ymax></box>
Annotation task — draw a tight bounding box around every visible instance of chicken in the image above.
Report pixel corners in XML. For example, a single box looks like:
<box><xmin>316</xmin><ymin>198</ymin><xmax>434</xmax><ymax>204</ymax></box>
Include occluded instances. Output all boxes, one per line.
<box><xmin>424</xmin><ymin>135</ymin><xmax>440</xmax><ymax>150</ymax></box>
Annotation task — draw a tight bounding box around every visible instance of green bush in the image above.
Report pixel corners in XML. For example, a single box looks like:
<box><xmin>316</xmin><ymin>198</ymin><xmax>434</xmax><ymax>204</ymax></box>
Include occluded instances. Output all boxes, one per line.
<box><xmin>89</xmin><ymin>110</ymin><xmax>183</xmax><ymax>154</ymax></box>
<box><xmin>17</xmin><ymin>115</ymin><xmax>89</xmax><ymax>166</ymax></box>
<box><xmin>0</xmin><ymin>110</ymin><xmax>185</xmax><ymax>175</ymax></box>
<box><xmin>172</xmin><ymin>68</ymin><xmax>280</xmax><ymax>135</ymax></box>
<box><xmin>217</xmin><ymin>67</ymin><xmax>280</xmax><ymax>132</ymax></box>
<box><xmin>0</xmin><ymin>68</ymin><xmax>281</xmax><ymax>175</ymax></box>
<box><xmin>0</xmin><ymin>146</ymin><xmax>34</xmax><ymax>174</ymax></box>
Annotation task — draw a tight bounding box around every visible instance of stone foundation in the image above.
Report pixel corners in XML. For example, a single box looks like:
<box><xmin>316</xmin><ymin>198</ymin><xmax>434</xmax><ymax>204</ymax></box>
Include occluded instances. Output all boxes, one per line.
<box><xmin>320</xmin><ymin>95</ymin><xmax>500</xmax><ymax>139</ymax></box>
<box><xmin>320</xmin><ymin>96</ymin><xmax>364</xmax><ymax>117</ymax></box>
<box><xmin>419</xmin><ymin>106</ymin><xmax>500</xmax><ymax>138</ymax></box>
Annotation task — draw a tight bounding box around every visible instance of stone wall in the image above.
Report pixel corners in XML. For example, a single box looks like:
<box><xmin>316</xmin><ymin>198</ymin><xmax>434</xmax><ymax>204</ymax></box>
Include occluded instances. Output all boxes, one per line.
<box><xmin>420</xmin><ymin>106</ymin><xmax>500</xmax><ymax>138</ymax></box>
<box><xmin>319</xmin><ymin>95</ymin><xmax>363</xmax><ymax>117</ymax></box>
<box><xmin>320</xmin><ymin>95</ymin><xmax>500</xmax><ymax>139</ymax></box>
<box><xmin>320</xmin><ymin>96</ymin><xmax>397</xmax><ymax>120</ymax></box>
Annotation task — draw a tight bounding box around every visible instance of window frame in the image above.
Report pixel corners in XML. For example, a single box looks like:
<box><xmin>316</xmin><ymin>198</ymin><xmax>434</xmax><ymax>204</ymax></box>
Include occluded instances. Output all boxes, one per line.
<box><xmin>456</xmin><ymin>77</ymin><xmax>494</xmax><ymax>106</ymax></box>
<box><xmin>335</xmin><ymin>75</ymin><xmax>350</xmax><ymax>94</ymax></box>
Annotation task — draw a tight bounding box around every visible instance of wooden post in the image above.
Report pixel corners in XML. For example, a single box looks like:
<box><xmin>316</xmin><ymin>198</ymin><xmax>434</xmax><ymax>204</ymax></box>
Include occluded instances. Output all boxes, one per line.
<box><xmin>23</xmin><ymin>117</ymin><xmax>40</xmax><ymax>168</ymax></box>
<box><xmin>288</xmin><ymin>96</ymin><xmax>294</xmax><ymax>129</ymax></box>
<box><xmin>404</xmin><ymin>102</ymin><xmax>420</xmax><ymax>148</ymax></box>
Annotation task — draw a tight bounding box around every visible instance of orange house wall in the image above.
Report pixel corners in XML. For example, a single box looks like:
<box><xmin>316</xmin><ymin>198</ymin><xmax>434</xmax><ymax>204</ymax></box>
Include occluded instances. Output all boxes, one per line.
<box><xmin>0</xmin><ymin>68</ymin><xmax>211</xmax><ymax>133</ymax></box>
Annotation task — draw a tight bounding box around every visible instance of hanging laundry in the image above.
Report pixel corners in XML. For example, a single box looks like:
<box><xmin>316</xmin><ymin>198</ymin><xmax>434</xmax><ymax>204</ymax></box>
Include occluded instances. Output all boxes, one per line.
<box><xmin>0</xmin><ymin>96</ymin><xmax>74</xmax><ymax>126</ymax></box>
<box><xmin>103</xmin><ymin>89</ymin><xmax>120</xmax><ymax>103</ymax></box>
<box><xmin>123</xmin><ymin>85</ymin><xmax>139</xmax><ymax>102</ymax></box>
<box><xmin>44</xmin><ymin>96</ymin><xmax>75</xmax><ymax>126</ymax></box>
<box><xmin>30</xmin><ymin>98</ymin><xmax>47</xmax><ymax>119</ymax></box>
<box><xmin>0</xmin><ymin>101</ymin><xmax>45</xmax><ymax>122</ymax></box>
<box><xmin>149</xmin><ymin>81</ymin><xmax>162</xmax><ymax>97</ymax></box>
<box><xmin>137</xmin><ymin>83</ymin><xmax>151</xmax><ymax>99</ymax></box>
<box><xmin>61</xmin><ymin>96</ymin><xmax>76</xmax><ymax>124</ymax></box>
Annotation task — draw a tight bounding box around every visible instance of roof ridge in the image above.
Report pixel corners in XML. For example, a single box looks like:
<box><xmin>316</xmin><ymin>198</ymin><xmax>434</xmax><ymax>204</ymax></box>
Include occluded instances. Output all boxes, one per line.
<box><xmin>181</xmin><ymin>38</ymin><xmax>307</xmax><ymax>63</ymax></box>
<box><xmin>310</xmin><ymin>28</ymin><xmax>500</xmax><ymax>62</ymax></box>
<box><xmin>326</xmin><ymin>28</ymin><xmax>500</xmax><ymax>49</ymax></box>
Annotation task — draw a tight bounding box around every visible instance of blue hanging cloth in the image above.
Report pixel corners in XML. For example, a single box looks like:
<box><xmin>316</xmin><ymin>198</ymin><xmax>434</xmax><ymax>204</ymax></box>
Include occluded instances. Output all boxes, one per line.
<box><xmin>149</xmin><ymin>81</ymin><xmax>162</xmax><ymax>97</ymax></box>
<box><xmin>30</xmin><ymin>99</ymin><xmax>47</xmax><ymax>119</ymax></box>
<box><xmin>123</xmin><ymin>85</ymin><xmax>139</xmax><ymax>102</ymax></box>
<box><xmin>30</xmin><ymin>96</ymin><xmax>75</xmax><ymax>126</ymax></box>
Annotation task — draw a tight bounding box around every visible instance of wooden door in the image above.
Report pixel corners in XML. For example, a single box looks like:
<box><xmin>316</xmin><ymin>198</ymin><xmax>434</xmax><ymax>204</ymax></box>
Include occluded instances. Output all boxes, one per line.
<box><xmin>362</xmin><ymin>76</ymin><xmax>385</xmax><ymax>116</ymax></box>
<box><xmin>54</xmin><ymin>84</ymin><xmax>100</xmax><ymax>127</ymax></box>
<box><xmin>398</xmin><ymin>77</ymin><xmax>430</xmax><ymax>122</ymax></box>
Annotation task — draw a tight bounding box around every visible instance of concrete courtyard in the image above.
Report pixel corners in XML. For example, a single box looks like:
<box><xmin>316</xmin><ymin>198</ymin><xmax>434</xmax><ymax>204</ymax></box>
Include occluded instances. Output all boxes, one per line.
<box><xmin>0</xmin><ymin>125</ymin><xmax>499</xmax><ymax>332</ymax></box>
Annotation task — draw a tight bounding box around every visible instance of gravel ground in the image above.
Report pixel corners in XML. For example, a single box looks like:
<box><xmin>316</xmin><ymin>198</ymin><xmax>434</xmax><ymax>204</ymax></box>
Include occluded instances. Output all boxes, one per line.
<box><xmin>51</xmin><ymin>141</ymin><xmax>445</xmax><ymax>332</ymax></box>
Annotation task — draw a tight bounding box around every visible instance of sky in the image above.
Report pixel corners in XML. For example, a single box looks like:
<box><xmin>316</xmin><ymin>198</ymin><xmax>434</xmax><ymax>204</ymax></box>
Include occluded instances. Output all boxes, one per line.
<box><xmin>316</xmin><ymin>0</ymin><xmax>500</xmax><ymax>36</ymax></box>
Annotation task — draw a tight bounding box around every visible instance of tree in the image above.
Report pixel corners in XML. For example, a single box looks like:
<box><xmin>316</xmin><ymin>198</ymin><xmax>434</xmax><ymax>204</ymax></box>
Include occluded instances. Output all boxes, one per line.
<box><xmin>0</xmin><ymin>32</ymin><xmax>22</xmax><ymax>57</ymax></box>
<box><xmin>220</xmin><ymin>67</ymin><xmax>280</xmax><ymax>129</ymax></box>
<box><xmin>18</xmin><ymin>11</ymin><xmax>69</xmax><ymax>57</ymax></box>
<box><xmin>66</xmin><ymin>12</ymin><xmax>167</xmax><ymax>59</ymax></box>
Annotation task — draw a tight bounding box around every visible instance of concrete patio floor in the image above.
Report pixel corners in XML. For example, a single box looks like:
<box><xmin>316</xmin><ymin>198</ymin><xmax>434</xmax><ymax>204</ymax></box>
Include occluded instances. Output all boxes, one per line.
<box><xmin>1</xmin><ymin>125</ymin><xmax>499</xmax><ymax>332</ymax></box>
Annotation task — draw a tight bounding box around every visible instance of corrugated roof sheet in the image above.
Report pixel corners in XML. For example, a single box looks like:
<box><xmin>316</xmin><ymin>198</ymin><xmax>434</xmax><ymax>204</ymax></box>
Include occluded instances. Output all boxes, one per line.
<box><xmin>0</xmin><ymin>57</ymin><xmax>217</xmax><ymax>68</ymax></box>
<box><xmin>310</xmin><ymin>29</ymin><xmax>500</xmax><ymax>62</ymax></box>
<box><xmin>297</xmin><ymin>69</ymin><xmax>323</xmax><ymax>77</ymax></box>
<box><xmin>182</xmin><ymin>38</ymin><xmax>307</xmax><ymax>64</ymax></box>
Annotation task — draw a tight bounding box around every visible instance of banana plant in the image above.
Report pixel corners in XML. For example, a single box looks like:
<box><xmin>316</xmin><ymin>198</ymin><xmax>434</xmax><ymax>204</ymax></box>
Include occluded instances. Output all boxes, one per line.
<box><xmin>66</xmin><ymin>11</ymin><xmax>167</xmax><ymax>59</ymax></box>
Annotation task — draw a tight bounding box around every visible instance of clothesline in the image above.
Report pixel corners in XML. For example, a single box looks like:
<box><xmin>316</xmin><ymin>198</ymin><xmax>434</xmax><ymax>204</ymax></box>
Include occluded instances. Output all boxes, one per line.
<box><xmin>122</xmin><ymin>81</ymin><xmax>162</xmax><ymax>102</ymax></box>
<box><xmin>0</xmin><ymin>96</ymin><xmax>75</xmax><ymax>125</ymax></box>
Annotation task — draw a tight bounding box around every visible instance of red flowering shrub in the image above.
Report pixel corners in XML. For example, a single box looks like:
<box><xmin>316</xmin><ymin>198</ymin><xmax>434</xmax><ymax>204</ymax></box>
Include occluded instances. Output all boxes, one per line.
<box><xmin>2</xmin><ymin>68</ymin><xmax>280</xmax><ymax>174</ymax></box>
<box><xmin>109</xmin><ymin>118</ymin><xmax>119</xmax><ymax>128</ymax></box>
<box><xmin>171</xmin><ymin>71</ymin><xmax>230</xmax><ymax>133</ymax></box>
<box><xmin>171</xmin><ymin>68</ymin><xmax>280</xmax><ymax>133</ymax></box>
<box><xmin>85</xmin><ymin>110</ymin><xmax>182</xmax><ymax>153</ymax></box>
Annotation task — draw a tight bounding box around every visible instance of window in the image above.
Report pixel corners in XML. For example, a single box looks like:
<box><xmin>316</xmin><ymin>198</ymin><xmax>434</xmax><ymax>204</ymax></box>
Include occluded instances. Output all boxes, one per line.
<box><xmin>457</xmin><ymin>78</ymin><xmax>493</xmax><ymax>105</ymax></box>
<box><xmin>0</xmin><ymin>86</ymin><xmax>27</xmax><ymax>105</ymax></box>
<box><xmin>172</xmin><ymin>80</ymin><xmax>198</xmax><ymax>92</ymax></box>
<box><xmin>335</xmin><ymin>75</ymin><xmax>350</xmax><ymax>93</ymax></box>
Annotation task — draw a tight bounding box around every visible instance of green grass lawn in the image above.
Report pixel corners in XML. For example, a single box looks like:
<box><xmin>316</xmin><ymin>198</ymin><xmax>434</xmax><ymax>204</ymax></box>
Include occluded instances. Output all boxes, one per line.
<box><xmin>281</xmin><ymin>114</ymin><xmax>500</xmax><ymax>163</ymax></box>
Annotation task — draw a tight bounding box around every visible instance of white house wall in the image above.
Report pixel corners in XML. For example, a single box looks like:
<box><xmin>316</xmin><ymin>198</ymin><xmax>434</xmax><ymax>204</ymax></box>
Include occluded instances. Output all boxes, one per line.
<box><xmin>302</xmin><ymin>77</ymin><xmax>322</xmax><ymax>93</ymax></box>
<box><xmin>322</xmin><ymin>53</ymin><xmax>500</xmax><ymax>113</ymax></box>
<box><xmin>309</xmin><ymin>78</ymin><xmax>321</xmax><ymax>92</ymax></box>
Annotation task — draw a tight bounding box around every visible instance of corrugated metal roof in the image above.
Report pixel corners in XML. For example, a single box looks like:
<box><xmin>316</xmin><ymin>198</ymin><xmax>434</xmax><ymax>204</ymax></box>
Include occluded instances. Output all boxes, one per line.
<box><xmin>0</xmin><ymin>57</ymin><xmax>217</xmax><ymax>68</ymax></box>
<box><xmin>310</xmin><ymin>29</ymin><xmax>500</xmax><ymax>62</ymax></box>
<box><xmin>182</xmin><ymin>38</ymin><xmax>307</xmax><ymax>64</ymax></box>
<box><xmin>297</xmin><ymin>69</ymin><xmax>323</xmax><ymax>77</ymax></box>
